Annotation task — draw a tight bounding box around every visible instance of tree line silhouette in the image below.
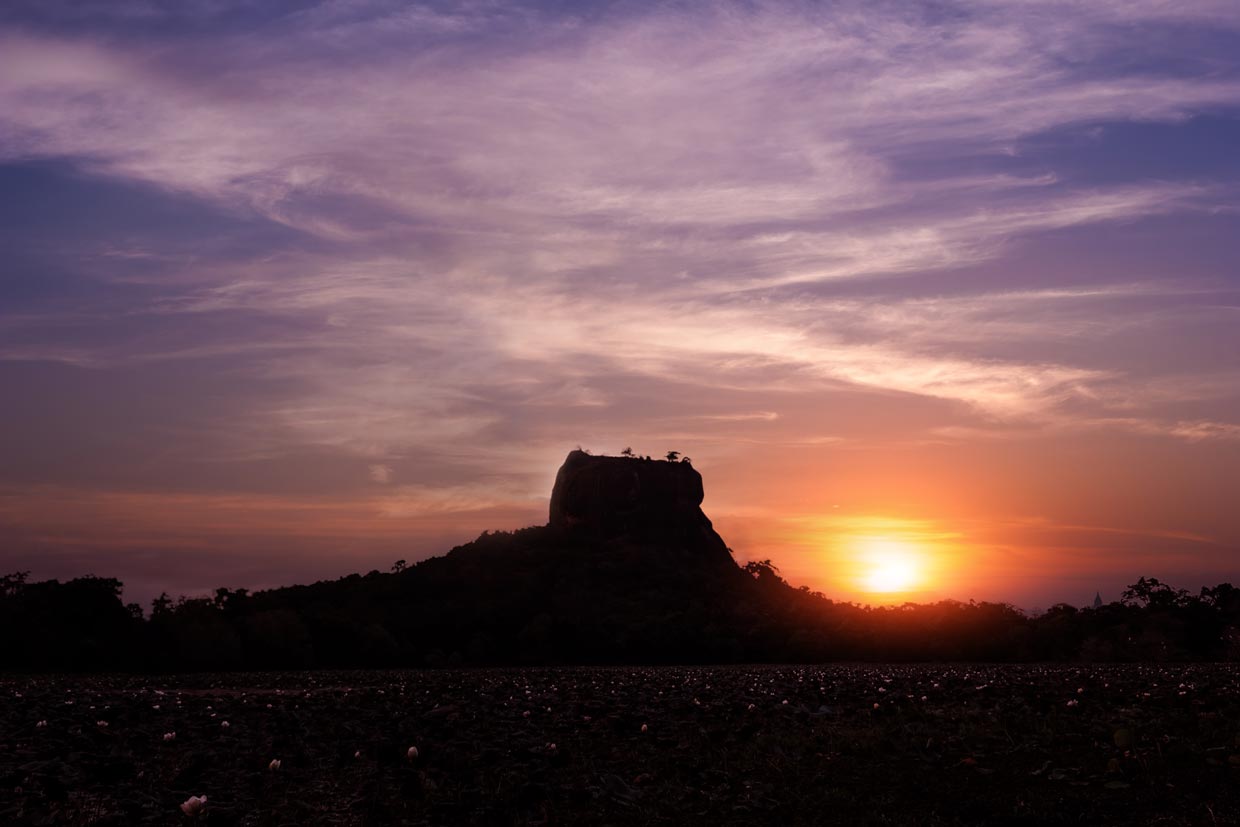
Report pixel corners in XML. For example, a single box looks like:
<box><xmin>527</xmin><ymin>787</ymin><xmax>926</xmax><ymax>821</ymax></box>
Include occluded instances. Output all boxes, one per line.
<box><xmin>3</xmin><ymin>532</ymin><xmax>1238</xmax><ymax>672</ymax></box>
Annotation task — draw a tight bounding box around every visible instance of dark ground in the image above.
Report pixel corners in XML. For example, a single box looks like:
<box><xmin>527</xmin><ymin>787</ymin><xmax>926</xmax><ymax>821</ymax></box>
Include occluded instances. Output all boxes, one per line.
<box><xmin>2</xmin><ymin>664</ymin><xmax>1238</xmax><ymax>825</ymax></box>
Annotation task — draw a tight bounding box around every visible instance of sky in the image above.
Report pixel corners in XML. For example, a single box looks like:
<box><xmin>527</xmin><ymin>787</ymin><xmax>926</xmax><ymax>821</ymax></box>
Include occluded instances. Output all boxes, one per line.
<box><xmin>1</xmin><ymin>0</ymin><xmax>1239</xmax><ymax>612</ymax></box>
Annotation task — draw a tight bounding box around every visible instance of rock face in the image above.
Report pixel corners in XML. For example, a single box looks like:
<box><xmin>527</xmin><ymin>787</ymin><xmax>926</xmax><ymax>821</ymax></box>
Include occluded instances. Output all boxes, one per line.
<box><xmin>548</xmin><ymin>450</ymin><xmax>732</xmax><ymax>565</ymax></box>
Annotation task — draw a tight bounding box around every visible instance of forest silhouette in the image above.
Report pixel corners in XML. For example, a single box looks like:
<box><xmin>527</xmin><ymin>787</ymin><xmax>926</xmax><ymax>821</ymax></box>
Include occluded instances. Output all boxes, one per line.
<box><xmin>3</xmin><ymin>564</ymin><xmax>1238</xmax><ymax>672</ymax></box>
<box><xmin>4</xmin><ymin>451</ymin><xmax>1238</xmax><ymax>671</ymax></box>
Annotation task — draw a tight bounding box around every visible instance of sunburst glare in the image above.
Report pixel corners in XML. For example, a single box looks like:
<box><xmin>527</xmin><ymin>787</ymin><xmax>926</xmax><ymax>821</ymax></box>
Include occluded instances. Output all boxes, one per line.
<box><xmin>856</xmin><ymin>537</ymin><xmax>924</xmax><ymax>595</ymax></box>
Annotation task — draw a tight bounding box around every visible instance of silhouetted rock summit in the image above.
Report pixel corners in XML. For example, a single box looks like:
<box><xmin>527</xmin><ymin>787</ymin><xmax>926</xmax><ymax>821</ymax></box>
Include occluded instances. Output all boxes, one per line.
<box><xmin>548</xmin><ymin>450</ymin><xmax>731</xmax><ymax>566</ymax></box>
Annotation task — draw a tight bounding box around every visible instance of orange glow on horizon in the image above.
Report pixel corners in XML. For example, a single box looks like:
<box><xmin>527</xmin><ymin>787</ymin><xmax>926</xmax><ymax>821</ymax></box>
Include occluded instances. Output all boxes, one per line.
<box><xmin>739</xmin><ymin>511</ymin><xmax>962</xmax><ymax>605</ymax></box>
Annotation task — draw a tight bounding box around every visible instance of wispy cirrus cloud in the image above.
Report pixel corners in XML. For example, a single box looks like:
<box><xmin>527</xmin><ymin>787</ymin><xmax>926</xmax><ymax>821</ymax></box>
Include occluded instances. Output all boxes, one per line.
<box><xmin>2</xmin><ymin>3</ymin><xmax>1238</xmax><ymax>241</ymax></box>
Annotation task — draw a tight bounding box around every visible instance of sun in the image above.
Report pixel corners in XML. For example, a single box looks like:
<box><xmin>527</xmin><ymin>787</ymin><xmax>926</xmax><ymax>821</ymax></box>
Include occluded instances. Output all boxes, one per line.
<box><xmin>864</xmin><ymin>555</ymin><xmax>917</xmax><ymax>592</ymax></box>
<box><xmin>857</xmin><ymin>538</ymin><xmax>923</xmax><ymax>594</ymax></box>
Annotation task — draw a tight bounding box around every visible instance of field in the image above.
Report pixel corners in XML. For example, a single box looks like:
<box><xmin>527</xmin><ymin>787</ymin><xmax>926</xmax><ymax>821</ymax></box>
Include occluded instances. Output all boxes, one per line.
<box><xmin>2</xmin><ymin>664</ymin><xmax>1239</xmax><ymax>825</ymax></box>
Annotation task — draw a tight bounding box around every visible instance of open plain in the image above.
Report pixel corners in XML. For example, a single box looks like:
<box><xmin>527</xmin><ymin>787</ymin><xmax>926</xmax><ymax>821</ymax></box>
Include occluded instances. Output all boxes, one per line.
<box><xmin>3</xmin><ymin>664</ymin><xmax>1239</xmax><ymax>825</ymax></box>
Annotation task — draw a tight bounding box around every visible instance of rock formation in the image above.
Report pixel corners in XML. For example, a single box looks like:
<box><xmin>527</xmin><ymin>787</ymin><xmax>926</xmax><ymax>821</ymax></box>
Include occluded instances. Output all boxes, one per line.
<box><xmin>548</xmin><ymin>449</ymin><xmax>732</xmax><ymax>566</ymax></box>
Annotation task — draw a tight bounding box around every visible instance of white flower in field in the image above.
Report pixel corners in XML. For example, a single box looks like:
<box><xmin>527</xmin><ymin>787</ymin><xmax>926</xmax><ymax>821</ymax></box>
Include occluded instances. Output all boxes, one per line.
<box><xmin>1066</xmin><ymin>699</ymin><xmax>1079</xmax><ymax>708</ymax></box>
<box><xmin>269</xmin><ymin>759</ymin><xmax>281</xmax><ymax>771</ymax></box>
<box><xmin>873</xmin><ymin>703</ymin><xmax>880</xmax><ymax>710</ymax></box>
<box><xmin>96</xmin><ymin>720</ymin><xmax>108</xmax><ymax>728</ymax></box>
<box><xmin>522</xmin><ymin>710</ymin><xmax>531</xmax><ymax>718</ymax></box>
<box><xmin>641</xmin><ymin>724</ymin><xmax>648</xmax><ymax>734</ymax></box>
<box><xmin>153</xmin><ymin>704</ymin><xmax>160</xmax><ymax>710</ymax></box>
<box><xmin>163</xmin><ymin>732</ymin><xmax>176</xmax><ymax>741</ymax></box>
<box><xmin>407</xmin><ymin>746</ymin><xmax>419</xmax><ymax>760</ymax></box>
<box><xmin>220</xmin><ymin>721</ymin><xmax>230</xmax><ymax>729</ymax></box>
<box><xmin>180</xmin><ymin>795</ymin><xmax>207</xmax><ymax>816</ymax></box>
<box><xmin>354</xmin><ymin>750</ymin><xmax>362</xmax><ymax>760</ymax></box>
<box><xmin>36</xmin><ymin>720</ymin><xmax>47</xmax><ymax>728</ymax></box>
<box><xmin>747</xmin><ymin>703</ymin><xmax>755</xmax><ymax>712</ymax></box>
<box><xmin>878</xmin><ymin>687</ymin><xmax>886</xmax><ymax>694</ymax></box>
